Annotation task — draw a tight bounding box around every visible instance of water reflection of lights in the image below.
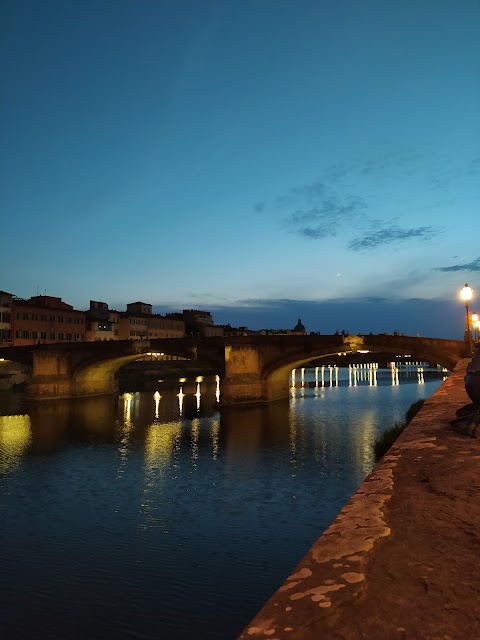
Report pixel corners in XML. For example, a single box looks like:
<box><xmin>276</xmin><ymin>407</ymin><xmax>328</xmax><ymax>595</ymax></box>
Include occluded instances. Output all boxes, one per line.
<box><xmin>390</xmin><ymin>366</ymin><xmax>400</xmax><ymax>386</ymax></box>
<box><xmin>215</xmin><ymin>375</ymin><xmax>220</xmax><ymax>402</ymax></box>
<box><xmin>118</xmin><ymin>393</ymin><xmax>136</xmax><ymax>476</ymax></box>
<box><xmin>144</xmin><ymin>421</ymin><xmax>181</xmax><ymax>478</ymax></box>
<box><xmin>288</xmin><ymin>409</ymin><xmax>297</xmax><ymax>470</ymax></box>
<box><xmin>177</xmin><ymin>386</ymin><xmax>185</xmax><ymax>415</ymax></box>
<box><xmin>353</xmin><ymin>410</ymin><xmax>376</xmax><ymax>475</ymax></box>
<box><xmin>122</xmin><ymin>392</ymin><xmax>134</xmax><ymax>427</ymax></box>
<box><xmin>0</xmin><ymin>414</ymin><xmax>32</xmax><ymax>474</ymax></box>
<box><xmin>348</xmin><ymin>364</ymin><xmax>379</xmax><ymax>387</ymax></box>
<box><xmin>142</xmin><ymin>419</ymin><xmax>181</xmax><ymax>526</ymax></box>
<box><xmin>154</xmin><ymin>391</ymin><xmax>161</xmax><ymax>419</ymax></box>
<box><xmin>291</xmin><ymin>361</ymin><xmax>438</xmax><ymax>394</ymax></box>
<box><xmin>195</xmin><ymin>382</ymin><xmax>201</xmax><ymax>411</ymax></box>
<box><xmin>211</xmin><ymin>419</ymin><xmax>220</xmax><ymax>460</ymax></box>
<box><xmin>191</xmin><ymin>418</ymin><xmax>200</xmax><ymax>462</ymax></box>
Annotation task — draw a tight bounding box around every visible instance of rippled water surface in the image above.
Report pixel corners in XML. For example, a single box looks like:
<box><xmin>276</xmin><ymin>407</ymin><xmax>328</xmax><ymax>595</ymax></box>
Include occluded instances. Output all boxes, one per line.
<box><xmin>0</xmin><ymin>366</ymin><xmax>447</xmax><ymax>639</ymax></box>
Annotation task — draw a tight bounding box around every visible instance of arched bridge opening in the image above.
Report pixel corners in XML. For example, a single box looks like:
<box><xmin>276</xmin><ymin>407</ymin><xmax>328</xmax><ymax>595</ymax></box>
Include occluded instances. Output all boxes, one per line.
<box><xmin>221</xmin><ymin>335</ymin><xmax>464</xmax><ymax>405</ymax></box>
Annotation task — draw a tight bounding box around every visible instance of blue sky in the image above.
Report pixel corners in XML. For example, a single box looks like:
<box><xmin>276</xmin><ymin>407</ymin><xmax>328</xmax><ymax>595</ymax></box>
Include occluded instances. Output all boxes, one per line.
<box><xmin>1</xmin><ymin>0</ymin><xmax>479</xmax><ymax>337</ymax></box>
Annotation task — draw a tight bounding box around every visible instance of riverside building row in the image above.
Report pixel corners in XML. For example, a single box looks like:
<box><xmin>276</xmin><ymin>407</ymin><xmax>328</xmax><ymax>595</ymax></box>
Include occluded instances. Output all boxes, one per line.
<box><xmin>0</xmin><ymin>291</ymin><xmax>308</xmax><ymax>347</ymax></box>
<box><xmin>0</xmin><ymin>292</ymin><xmax>187</xmax><ymax>347</ymax></box>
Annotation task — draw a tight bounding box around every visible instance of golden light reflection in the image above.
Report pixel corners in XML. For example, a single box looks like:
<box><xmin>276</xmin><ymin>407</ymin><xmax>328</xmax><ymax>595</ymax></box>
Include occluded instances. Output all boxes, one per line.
<box><xmin>215</xmin><ymin>374</ymin><xmax>220</xmax><ymax>402</ymax></box>
<box><xmin>288</xmin><ymin>406</ymin><xmax>297</xmax><ymax>471</ymax></box>
<box><xmin>154</xmin><ymin>391</ymin><xmax>161</xmax><ymax>419</ymax></box>
<box><xmin>211</xmin><ymin>419</ymin><xmax>220</xmax><ymax>460</ymax></box>
<box><xmin>178</xmin><ymin>386</ymin><xmax>185</xmax><ymax>415</ymax></box>
<box><xmin>390</xmin><ymin>365</ymin><xmax>399</xmax><ymax>386</ymax></box>
<box><xmin>352</xmin><ymin>409</ymin><xmax>376</xmax><ymax>475</ymax></box>
<box><xmin>123</xmin><ymin>392</ymin><xmax>133</xmax><ymax>427</ymax></box>
<box><xmin>141</xmin><ymin>419</ymin><xmax>182</xmax><ymax>526</ymax></box>
<box><xmin>195</xmin><ymin>382</ymin><xmax>201</xmax><ymax>411</ymax></box>
<box><xmin>191</xmin><ymin>418</ymin><xmax>200</xmax><ymax>462</ymax></box>
<box><xmin>144</xmin><ymin>421</ymin><xmax>181</xmax><ymax>478</ymax></box>
<box><xmin>0</xmin><ymin>414</ymin><xmax>32</xmax><ymax>474</ymax></box>
<box><xmin>117</xmin><ymin>393</ymin><xmax>136</xmax><ymax>477</ymax></box>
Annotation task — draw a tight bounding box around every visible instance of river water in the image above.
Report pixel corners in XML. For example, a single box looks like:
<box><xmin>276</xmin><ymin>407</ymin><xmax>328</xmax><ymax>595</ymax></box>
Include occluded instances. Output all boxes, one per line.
<box><xmin>0</xmin><ymin>365</ymin><xmax>447</xmax><ymax>639</ymax></box>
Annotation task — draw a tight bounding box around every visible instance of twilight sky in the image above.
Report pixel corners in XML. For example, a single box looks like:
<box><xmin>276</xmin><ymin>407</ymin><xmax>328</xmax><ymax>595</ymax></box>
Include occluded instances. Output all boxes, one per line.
<box><xmin>1</xmin><ymin>0</ymin><xmax>479</xmax><ymax>338</ymax></box>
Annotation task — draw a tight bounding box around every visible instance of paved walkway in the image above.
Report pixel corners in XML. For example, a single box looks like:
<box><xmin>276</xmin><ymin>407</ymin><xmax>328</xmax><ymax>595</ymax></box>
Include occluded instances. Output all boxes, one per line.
<box><xmin>239</xmin><ymin>360</ymin><xmax>480</xmax><ymax>640</ymax></box>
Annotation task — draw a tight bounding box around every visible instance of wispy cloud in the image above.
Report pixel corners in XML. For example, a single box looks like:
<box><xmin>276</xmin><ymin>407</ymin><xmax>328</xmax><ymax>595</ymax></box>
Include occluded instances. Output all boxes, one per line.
<box><xmin>278</xmin><ymin>183</ymin><xmax>366</xmax><ymax>240</ymax></box>
<box><xmin>349</xmin><ymin>225</ymin><xmax>441</xmax><ymax>252</ymax></box>
<box><xmin>286</xmin><ymin>196</ymin><xmax>362</xmax><ymax>238</ymax></box>
<box><xmin>434</xmin><ymin>256</ymin><xmax>480</xmax><ymax>273</ymax></box>
<box><xmin>467</xmin><ymin>158</ymin><xmax>480</xmax><ymax>175</ymax></box>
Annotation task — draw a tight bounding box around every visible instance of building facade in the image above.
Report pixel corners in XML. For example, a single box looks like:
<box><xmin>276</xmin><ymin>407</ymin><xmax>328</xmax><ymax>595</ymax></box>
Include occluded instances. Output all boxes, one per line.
<box><xmin>85</xmin><ymin>301</ymin><xmax>119</xmax><ymax>341</ymax></box>
<box><xmin>180</xmin><ymin>309</ymin><xmax>224</xmax><ymax>337</ymax></box>
<box><xmin>117</xmin><ymin>302</ymin><xmax>185</xmax><ymax>340</ymax></box>
<box><xmin>0</xmin><ymin>291</ymin><xmax>13</xmax><ymax>346</ymax></box>
<box><xmin>11</xmin><ymin>295</ymin><xmax>86</xmax><ymax>346</ymax></box>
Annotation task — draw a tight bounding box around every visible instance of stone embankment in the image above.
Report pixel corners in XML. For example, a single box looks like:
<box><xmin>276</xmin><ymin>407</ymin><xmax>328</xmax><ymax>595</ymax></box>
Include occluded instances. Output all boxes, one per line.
<box><xmin>239</xmin><ymin>360</ymin><xmax>480</xmax><ymax>640</ymax></box>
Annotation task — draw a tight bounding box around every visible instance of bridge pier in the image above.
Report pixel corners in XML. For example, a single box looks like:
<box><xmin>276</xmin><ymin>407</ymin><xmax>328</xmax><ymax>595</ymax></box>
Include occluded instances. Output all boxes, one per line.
<box><xmin>221</xmin><ymin>345</ymin><xmax>290</xmax><ymax>405</ymax></box>
<box><xmin>26</xmin><ymin>351</ymin><xmax>77</xmax><ymax>400</ymax></box>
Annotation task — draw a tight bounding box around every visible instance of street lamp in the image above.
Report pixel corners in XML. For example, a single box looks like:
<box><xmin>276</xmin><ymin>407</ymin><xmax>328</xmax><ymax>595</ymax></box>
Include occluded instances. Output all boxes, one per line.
<box><xmin>461</xmin><ymin>284</ymin><xmax>473</xmax><ymax>355</ymax></box>
<box><xmin>472</xmin><ymin>313</ymin><xmax>479</xmax><ymax>342</ymax></box>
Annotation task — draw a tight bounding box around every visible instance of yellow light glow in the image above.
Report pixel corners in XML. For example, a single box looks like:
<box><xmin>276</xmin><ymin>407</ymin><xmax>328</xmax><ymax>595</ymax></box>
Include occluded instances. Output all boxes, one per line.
<box><xmin>177</xmin><ymin>386</ymin><xmax>185</xmax><ymax>414</ymax></box>
<box><xmin>154</xmin><ymin>391</ymin><xmax>161</xmax><ymax>419</ymax></box>
<box><xmin>461</xmin><ymin>284</ymin><xmax>473</xmax><ymax>301</ymax></box>
<box><xmin>195</xmin><ymin>382</ymin><xmax>201</xmax><ymax>411</ymax></box>
<box><xmin>0</xmin><ymin>414</ymin><xmax>32</xmax><ymax>474</ymax></box>
<box><xmin>472</xmin><ymin>313</ymin><xmax>479</xmax><ymax>323</ymax></box>
<box><xmin>179</xmin><ymin>377</ymin><xmax>187</xmax><ymax>383</ymax></box>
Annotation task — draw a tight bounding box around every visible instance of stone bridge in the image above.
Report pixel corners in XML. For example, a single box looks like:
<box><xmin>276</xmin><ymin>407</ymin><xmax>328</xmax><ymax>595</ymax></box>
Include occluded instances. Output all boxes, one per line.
<box><xmin>0</xmin><ymin>334</ymin><xmax>466</xmax><ymax>403</ymax></box>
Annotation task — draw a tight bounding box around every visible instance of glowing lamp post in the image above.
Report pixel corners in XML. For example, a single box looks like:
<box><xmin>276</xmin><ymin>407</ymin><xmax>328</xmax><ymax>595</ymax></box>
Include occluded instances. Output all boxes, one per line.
<box><xmin>461</xmin><ymin>284</ymin><xmax>473</xmax><ymax>355</ymax></box>
<box><xmin>472</xmin><ymin>313</ymin><xmax>479</xmax><ymax>342</ymax></box>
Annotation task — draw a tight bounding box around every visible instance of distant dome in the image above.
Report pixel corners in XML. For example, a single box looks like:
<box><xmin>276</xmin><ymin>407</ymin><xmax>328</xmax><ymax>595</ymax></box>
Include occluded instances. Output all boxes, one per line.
<box><xmin>293</xmin><ymin>318</ymin><xmax>306</xmax><ymax>334</ymax></box>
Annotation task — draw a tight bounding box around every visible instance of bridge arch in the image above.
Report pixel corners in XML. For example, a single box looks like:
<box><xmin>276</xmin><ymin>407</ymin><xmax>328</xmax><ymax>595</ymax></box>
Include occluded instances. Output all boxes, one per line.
<box><xmin>221</xmin><ymin>335</ymin><xmax>464</xmax><ymax>405</ymax></box>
